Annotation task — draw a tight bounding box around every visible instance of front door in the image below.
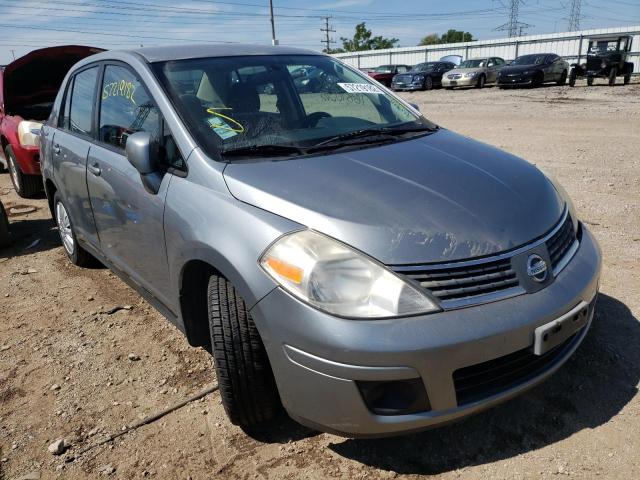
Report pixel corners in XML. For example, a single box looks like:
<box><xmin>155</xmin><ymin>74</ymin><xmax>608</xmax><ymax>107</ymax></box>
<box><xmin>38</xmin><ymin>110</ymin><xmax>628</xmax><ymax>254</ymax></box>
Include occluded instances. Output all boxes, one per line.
<box><xmin>86</xmin><ymin>64</ymin><xmax>173</xmax><ymax>308</ymax></box>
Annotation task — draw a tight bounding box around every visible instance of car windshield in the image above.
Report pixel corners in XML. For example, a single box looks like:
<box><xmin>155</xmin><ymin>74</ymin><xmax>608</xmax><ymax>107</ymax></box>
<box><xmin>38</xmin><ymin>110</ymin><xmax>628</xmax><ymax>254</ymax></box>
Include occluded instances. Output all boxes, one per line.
<box><xmin>370</xmin><ymin>65</ymin><xmax>393</xmax><ymax>73</ymax></box>
<box><xmin>459</xmin><ymin>59</ymin><xmax>486</xmax><ymax>68</ymax></box>
<box><xmin>154</xmin><ymin>55</ymin><xmax>434</xmax><ymax>160</ymax></box>
<box><xmin>588</xmin><ymin>40</ymin><xmax>619</xmax><ymax>54</ymax></box>
<box><xmin>413</xmin><ymin>63</ymin><xmax>437</xmax><ymax>72</ymax></box>
<box><xmin>512</xmin><ymin>54</ymin><xmax>547</xmax><ymax>66</ymax></box>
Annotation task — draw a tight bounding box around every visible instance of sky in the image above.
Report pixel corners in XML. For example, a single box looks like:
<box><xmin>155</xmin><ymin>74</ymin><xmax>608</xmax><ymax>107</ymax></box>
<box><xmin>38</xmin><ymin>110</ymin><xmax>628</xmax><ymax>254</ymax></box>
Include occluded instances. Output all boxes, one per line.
<box><xmin>0</xmin><ymin>0</ymin><xmax>639</xmax><ymax>64</ymax></box>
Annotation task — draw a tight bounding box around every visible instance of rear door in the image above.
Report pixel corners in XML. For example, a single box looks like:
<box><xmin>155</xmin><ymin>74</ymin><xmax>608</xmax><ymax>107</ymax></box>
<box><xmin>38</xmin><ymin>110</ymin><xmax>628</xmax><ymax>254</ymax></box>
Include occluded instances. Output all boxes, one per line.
<box><xmin>51</xmin><ymin>65</ymin><xmax>101</xmax><ymax>247</ymax></box>
<box><xmin>86</xmin><ymin>63</ymin><xmax>177</xmax><ymax>308</ymax></box>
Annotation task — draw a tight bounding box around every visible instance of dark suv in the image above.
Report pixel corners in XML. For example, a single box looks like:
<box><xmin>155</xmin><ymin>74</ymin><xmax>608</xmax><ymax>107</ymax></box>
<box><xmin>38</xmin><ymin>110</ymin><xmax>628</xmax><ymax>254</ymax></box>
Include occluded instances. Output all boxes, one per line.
<box><xmin>569</xmin><ymin>35</ymin><xmax>634</xmax><ymax>86</ymax></box>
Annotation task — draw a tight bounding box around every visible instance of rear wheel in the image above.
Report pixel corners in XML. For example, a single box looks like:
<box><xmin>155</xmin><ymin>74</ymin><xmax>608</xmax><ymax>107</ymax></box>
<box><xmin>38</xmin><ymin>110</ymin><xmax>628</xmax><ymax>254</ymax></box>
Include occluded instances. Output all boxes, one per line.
<box><xmin>557</xmin><ymin>70</ymin><xmax>567</xmax><ymax>86</ymax></box>
<box><xmin>54</xmin><ymin>193</ymin><xmax>95</xmax><ymax>267</ymax></box>
<box><xmin>5</xmin><ymin>146</ymin><xmax>42</xmax><ymax>198</ymax></box>
<box><xmin>587</xmin><ymin>77</ymin><xmax>594</xmax><ymax>86</ymax></box>
<box><xmin>207</xmin><ymin>275</ymin><xmax>280</xmax><ymax>429</ymax></box>
<box><xmin>475</xmin><ymin>75</ymin><xmax>486</xmax><ymax>89</ymax></box>
<box><xmin>624</xmin><ymin>71</ymin><xmax>631</xmax><ymax>85</ymax></box>
<box><xmin>568</xmin><ymin>68</ymin><xmax>577</xmax><ymax>87</ymax></box>
<box><xmin>424</xmin><ymin>76</ymin><xmax>433</xmax><ymax>91</ymax></box>
<box><xmin>609</xmin><ymin>67</ymin><xmax>617</xmax><ymax>86</ymax></box>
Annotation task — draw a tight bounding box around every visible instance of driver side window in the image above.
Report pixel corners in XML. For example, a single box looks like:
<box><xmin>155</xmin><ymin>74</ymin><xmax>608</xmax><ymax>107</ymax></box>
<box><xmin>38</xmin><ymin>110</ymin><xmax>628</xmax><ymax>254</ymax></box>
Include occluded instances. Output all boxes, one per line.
<box><xmin>99</xmin><ymin>65</ymin><xmax>184</xmax><ymax>171</ymax></box>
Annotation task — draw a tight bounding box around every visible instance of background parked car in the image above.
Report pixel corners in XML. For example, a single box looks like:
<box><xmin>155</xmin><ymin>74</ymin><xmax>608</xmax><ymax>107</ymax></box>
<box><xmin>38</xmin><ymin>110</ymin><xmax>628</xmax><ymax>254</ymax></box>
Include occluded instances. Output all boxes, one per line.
<box><xmin>569</xmin><ymin>35</ymin><xmax>634</xmax><ymax>86</ymax></box>
<box><xmin>498</xmin><ymin>53</ymin><xmax>569</xmax><ymax>88</ymax></box>
<box><xmin>366</xmin><ymin>64</ymin><xmax>412</xmax><ymax>87</ymax></box>
<box><xmin>391</xmin><ymin>61</ymin><xmax>457</xmax><ymax>91</ymax></box>
<box><xmin>0</xmin><ymin>45</ymin><xmax>103</xmax><ymax>197</ymax></box>
<box><xmin>442</xmin><ymin>57</ymin><xmax>507</xmax><ymax>89</ymax></box>
<box><xmin>0</xmin><ymin>199</ymin><xmax>9</xmax><ymax>247</ymax></box>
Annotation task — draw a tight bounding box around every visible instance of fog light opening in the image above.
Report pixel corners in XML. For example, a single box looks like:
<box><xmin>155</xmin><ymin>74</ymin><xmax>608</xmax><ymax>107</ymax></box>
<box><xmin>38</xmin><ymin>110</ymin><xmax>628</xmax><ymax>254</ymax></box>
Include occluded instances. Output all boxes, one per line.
<box><xmin>357</xmin><ymin>378</ymin><xmax>431</xmax><ymax>416</ymax></box>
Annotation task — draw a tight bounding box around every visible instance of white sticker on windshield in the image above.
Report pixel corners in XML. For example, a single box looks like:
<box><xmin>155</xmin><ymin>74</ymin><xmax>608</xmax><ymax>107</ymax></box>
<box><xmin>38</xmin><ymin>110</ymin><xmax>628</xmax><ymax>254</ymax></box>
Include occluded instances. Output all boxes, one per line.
<box><xmin>337</xmin><ymin>83</ymin><xmax>383</xmax><ymax>94</ymax></box>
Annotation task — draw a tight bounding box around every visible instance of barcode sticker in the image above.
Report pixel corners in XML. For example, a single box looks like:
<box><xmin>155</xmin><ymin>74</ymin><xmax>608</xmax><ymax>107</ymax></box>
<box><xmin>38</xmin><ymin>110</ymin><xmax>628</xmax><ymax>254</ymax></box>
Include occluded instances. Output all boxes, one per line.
<box><xmin>337</xmin><ymin>83</ymin><xmax>383</xmax><ymax>94</ymax></box>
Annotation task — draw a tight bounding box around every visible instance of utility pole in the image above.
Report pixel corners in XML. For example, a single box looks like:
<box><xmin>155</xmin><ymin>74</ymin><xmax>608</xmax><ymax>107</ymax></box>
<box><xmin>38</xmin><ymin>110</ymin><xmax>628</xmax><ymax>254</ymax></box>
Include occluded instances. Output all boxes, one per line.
<box><xmin>320</xmin><ymin>16</ymin><xmax>336</xmax><ymax>53</ymax></box>
<box><xmin>494</xmin><ymin>0</ymin><xmax>532</xmax><ymax>37</ymax></box>
<box><xmin>11</xmin><ymin>49</ymin><xmax>16</xmax><ymax>60</ymax></box>
<box><xmin>568</xmin><ymin>0</ymin><xmax>582</xmax><ymax>31</ymax></box>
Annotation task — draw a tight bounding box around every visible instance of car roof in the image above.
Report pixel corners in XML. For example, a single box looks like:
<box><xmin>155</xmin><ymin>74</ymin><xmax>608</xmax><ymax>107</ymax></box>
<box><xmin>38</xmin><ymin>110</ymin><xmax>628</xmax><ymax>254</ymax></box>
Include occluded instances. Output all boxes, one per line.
<box><xmin>127</xmin><ymin>43</ymin><xmax>323</xmax><ymax>63</ymax></box>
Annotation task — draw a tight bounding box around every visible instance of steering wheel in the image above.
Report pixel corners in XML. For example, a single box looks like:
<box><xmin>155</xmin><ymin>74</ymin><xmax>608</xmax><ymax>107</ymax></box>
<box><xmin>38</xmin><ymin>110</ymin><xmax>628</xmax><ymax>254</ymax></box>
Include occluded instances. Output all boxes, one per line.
<box><xmin>305</xmin><ymin>111</ymin><xmax>332</xmax><ymax>128</ymax></box>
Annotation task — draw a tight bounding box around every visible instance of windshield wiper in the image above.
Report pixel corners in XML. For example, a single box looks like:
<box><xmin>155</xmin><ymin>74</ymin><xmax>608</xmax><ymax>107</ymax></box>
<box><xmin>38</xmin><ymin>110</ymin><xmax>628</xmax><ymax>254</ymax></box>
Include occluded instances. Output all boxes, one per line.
<box><xmin>308</xmin><ymin>124</ymin><xmax>438</xmax><ymax>152</ymax></box>
<box><xmin>221</xmin><ymin>143</ymin><xmax>307</xmax><ymax>159</ymax></box>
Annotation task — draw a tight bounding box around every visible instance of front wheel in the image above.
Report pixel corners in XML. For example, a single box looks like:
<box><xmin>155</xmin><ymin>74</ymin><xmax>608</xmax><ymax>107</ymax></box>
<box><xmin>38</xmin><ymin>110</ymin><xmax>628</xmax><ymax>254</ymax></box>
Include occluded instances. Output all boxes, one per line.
<box><xmin>557</xmin><ymin>70</ymin><xmax>567</xmax><ymax>86</ymax></box>
<box><xmin>587</xmin><ymin>77</ymin><xmax>594</xmax><ymax>86</ymax></box>
<box><xmin>207</xmin><ymin>275</ymin><xmax>281</xmax><ymax>429</ymax></box>
<box><xmin>5</xmin><ymin>146</ymin><xmax>42</xmax><ymax>198</ymax></box>
<box><xmin>624</xmin><ymin>73</ymin><xmax>631</xmax><ymax>85</ymax></box>
<box><xmin>424</xmin><ymin>76</ymin><xmax>433</xmax><ymax>91</ymax></box>
<box><xmin>609</xmin><ymin>67</ymin><xmax>617</xmax><ymax>86</ymax></box>
<box><xmin>568</xmin><ymin>68</ymin><xmax>577</xmax><ymax>87</ymax></box>
<box><xmin>475</xmin><ymin>75</ymin><xmax>485</xmax><ymax>89</ymax></box>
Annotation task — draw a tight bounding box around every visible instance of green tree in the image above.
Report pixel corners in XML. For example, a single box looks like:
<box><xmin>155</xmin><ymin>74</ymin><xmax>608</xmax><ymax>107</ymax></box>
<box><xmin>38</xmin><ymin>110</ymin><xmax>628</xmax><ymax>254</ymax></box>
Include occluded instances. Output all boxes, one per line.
<box><xmin>418</xmin><ymin>33</ymin><xmax>441</xmax><ymax>46</ymax></box>
<box><xmin>439</xmin><ymin>29</ymin><xmax>474</xmax><ymax>44</ymax></box>
<box><xmin>338</xmin><ymin>22</ymin><xmax>399</xmax><ymax>52</ymax></box>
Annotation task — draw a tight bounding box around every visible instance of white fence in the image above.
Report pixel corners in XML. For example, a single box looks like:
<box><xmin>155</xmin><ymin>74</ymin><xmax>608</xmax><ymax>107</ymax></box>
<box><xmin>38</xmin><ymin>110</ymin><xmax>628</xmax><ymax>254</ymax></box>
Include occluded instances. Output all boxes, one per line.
<box><xmin>334</xmin><ymin>25</ymin><xmax>640</xmax><ymax>74</ymax></box>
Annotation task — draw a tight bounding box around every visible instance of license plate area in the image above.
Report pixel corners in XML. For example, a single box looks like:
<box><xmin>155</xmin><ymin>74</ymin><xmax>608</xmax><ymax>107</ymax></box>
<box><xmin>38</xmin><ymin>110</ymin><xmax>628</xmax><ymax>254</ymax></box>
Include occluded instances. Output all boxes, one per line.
<box><xmin>533</xmin><ymin>301</ymin><xmax>590</xmax><ymax>355</ymax></box>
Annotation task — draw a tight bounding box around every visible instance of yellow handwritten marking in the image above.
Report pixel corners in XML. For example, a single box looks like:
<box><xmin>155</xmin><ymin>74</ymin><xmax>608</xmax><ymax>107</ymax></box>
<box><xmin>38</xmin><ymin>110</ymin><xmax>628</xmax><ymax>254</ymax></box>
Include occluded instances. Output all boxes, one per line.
<box><xmin>102</xmin><ymin>80</ymin><xmax>137</xmax><ymax>105</ymax></box>
<box><xmin>206</xmin><ymin>107</ymin><xmax>245</xmax><ymax>133</ymax></box>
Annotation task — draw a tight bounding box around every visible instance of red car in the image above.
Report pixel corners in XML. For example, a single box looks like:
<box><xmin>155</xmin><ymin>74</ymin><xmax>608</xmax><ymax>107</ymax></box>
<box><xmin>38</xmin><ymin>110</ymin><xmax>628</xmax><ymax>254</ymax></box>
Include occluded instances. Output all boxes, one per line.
<box><xmin>366</xmin><ymin>64</ymin><xmax>412</xmax><ymax>87</ymax></box>
<box><xmin>0</xmin><ymin>45</ymin><xmax>103</xmax><ymax>197</ymax></box>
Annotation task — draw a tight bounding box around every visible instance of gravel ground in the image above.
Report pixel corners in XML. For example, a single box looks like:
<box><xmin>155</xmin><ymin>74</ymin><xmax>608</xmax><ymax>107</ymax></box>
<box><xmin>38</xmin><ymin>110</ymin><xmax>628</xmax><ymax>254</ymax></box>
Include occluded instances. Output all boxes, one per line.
<box><xmin>1</xmin><ymin>79</ymin><xmax>639</xmax><ymax>480</ymax></box>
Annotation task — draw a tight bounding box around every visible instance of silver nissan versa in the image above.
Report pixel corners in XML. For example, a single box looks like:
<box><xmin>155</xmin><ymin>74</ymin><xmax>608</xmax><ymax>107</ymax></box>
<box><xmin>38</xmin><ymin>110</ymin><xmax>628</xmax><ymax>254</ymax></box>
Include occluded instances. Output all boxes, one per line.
<box><xmin>41</xmin><ymin>45</ymin><xmax>601</xmax><ymax>437</ymax></box>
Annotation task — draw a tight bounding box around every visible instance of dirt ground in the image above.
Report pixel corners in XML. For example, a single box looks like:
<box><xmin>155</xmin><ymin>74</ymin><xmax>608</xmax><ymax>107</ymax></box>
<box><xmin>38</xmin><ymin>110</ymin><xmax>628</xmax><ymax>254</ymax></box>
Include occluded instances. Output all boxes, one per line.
<box><xmin>1</xmin><ymin>79</ymin><xmax>639</xmax><ymax>480</ymax></box>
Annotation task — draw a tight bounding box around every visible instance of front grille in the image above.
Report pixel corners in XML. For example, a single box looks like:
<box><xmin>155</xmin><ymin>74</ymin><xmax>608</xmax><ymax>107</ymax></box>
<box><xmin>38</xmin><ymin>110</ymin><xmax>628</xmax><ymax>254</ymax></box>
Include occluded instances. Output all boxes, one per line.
<box><xmin>394</xmin><ymin>75</ymin><xmax>412</xmax><ymax>83</ymax></box>
<box><xmin>453</xmin><ymin>333</ymin><xmax>577</xmax><ymax>405</ymax></box>
<box><xmin>392</xmin><ymin>258</ymin><xmax>519</xmax><ymax>303</ymax></box>
<box><xmin>546</xmin><ymin>214</ymin><xmax>576</xmax><ymax>270</ymax></box>
<box><xmin>448</xmin><ymin>73</ymin><xmax>462</xmax><ymax>79</ymax></box>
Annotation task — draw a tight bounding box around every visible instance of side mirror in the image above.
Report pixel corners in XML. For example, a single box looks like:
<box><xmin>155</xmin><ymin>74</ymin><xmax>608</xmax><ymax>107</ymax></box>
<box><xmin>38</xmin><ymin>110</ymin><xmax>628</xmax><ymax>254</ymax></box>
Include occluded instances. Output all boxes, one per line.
<box><xmin>409</xmin><ymin>102</ymin><xmax>420</xmax><ymax>112</ymax></box>
<box><xmin>125</xmin><ymin>131</ymin><xmax>162</xmax><ymax>194</ymax></box>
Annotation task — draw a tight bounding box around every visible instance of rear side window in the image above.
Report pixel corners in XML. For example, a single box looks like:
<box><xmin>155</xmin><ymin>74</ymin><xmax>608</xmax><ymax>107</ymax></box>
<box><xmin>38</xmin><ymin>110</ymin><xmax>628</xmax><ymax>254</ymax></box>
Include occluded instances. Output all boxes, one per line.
<box><xmin>60</xmin><ymin>78</ymin><xmax>73</xmax><ymax>130</ymax></box>
<box><xmin>98</xmin><ymin>65</ymin><xmax>161</xmax><ymax>151</ymax></box>
<box><xmin>69</xmin><ymin>67</ymin><xmax>99</xmax><ymax>136</ymax></box>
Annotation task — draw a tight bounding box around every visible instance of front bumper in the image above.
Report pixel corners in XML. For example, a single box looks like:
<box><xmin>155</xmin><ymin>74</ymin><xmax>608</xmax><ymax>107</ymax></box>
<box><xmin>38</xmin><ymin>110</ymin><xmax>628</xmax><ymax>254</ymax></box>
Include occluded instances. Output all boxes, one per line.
<box><xmin>251</xmin><ymin>226</ymin><xmax>601</xmax><ymax>437</ymax></box>
<box><xmin>391</xmin><ymin>82</ymin><xmax>423</xmax><ymax>91</ymax></box>
<box><xmin>442</xmin><ymin>76</ymin><xmax>476</xmax><ymax>87</ymax></box>
<box><xmin>498</xmin><ymin>75</ymin><xmax>534</xmax><ymax>86</ymax></box>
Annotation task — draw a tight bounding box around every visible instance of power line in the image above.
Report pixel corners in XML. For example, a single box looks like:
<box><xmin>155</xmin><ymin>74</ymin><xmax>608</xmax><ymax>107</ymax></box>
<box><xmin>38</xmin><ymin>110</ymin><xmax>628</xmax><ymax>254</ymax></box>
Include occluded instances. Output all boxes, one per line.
<box><xmin>494</xmin><ymin>0</ymin><xmax>533</xmax><ymax>37</ymax></box>
<box><xmin>320</xmin><ymin>16</ymin><xmax>336</xmax><ymax>53</ymax></box>
<box><xmin>568</xmin><ymin>0</ymin><xmax>583</xmax><ymax>30</ymax></box>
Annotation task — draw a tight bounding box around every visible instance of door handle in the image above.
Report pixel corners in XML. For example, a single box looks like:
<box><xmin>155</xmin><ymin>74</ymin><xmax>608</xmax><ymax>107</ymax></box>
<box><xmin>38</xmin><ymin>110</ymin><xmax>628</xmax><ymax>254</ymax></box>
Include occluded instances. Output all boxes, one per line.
<box><xmin>53</xmin><ymin>144</ymin><xmax>61</xmax><ymax>155</ymax></box>
<box><xmin>88</xmin><ymin>162</ymin><xmax>101</xmax><ymax>176</ymax></box>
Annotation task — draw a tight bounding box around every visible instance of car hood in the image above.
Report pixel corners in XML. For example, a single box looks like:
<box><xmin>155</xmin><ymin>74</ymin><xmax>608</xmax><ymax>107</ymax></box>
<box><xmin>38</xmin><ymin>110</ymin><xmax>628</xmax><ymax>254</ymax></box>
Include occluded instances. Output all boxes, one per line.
<box><xmin>501</xmin><ymin>65</ymin><xmax>541</xmax><ymax>74</ymax></box>
<box><xmin>2</xmin><ymin>45</ymin><xmax>104</xmax><ymax>119</ymax></box>
<box><xmin>449</xmin><ymin>67</ymin><xmax>486</xmax><ymax>74</ymax></box>
<box><xmin>223</xmin><ymin>129</ymin><xmax>564</xmax><ymax>265</ymax></box>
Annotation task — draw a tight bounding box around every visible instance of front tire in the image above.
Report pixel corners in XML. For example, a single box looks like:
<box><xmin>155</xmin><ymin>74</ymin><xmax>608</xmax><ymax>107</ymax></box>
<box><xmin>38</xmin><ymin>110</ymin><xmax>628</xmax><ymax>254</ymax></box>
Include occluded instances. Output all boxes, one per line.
<box><xmin>609</xmin><ymin>67</ymin><xmax>617</xmax><ymax>86</ymax></box>
<box><xmin>569</xmin><ymin>68</ymin><xmax>577</xmax><ymax>87</ymax></box>
<box><xmin>424</xmin><ymin>76</ymin><xmax>433</xmax><ymax>91</ymax></box>
<box><xmin>54</xmin><ymin>193</ymin><xmax>95</xmax><ymax>267</ymax></box>
<box><xmin>475</xmin><ymin>74</ymin><xmax>485</xmax><ymax>89</ymax></box>
<box><xmin>557</xmin><ymin>70</ymin><xmax>567</xmax><ymax>86</ymax></box>
<box><xmin>587</xmin><ymin>77</ymin><xmax>594</xmax><ymax>86</ymax></box>
<box><xmin>624</xmin><ymin>73</ymin><xmax>631</xmax><ymax>85</ymax></box>
<box><xmin>5</xmin><ymin>146</ymin><xmax>42</xmax><ymax>198</ymax></box>
<box><xmin>207</xmin><ymin>275</ymin><xmax>280</xmax><ymax>429</ymax></box>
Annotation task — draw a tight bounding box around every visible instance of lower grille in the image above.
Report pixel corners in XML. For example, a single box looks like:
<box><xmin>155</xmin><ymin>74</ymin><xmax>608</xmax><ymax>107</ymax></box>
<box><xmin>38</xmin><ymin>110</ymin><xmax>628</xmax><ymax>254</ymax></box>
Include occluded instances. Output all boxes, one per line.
<box><xmin>546</xmin><ymin>213</ymin><xmax>576</xmax><ymax>271</ymax></box>
<box><xmin>392</xmin><ymin>258</ymin><xmax>519</xmax><ymax>303</ymax></box>
<box><xmin>453</xmin><ymin>333</ymin><xmax>577</xmax><ymax>406</ymax></box>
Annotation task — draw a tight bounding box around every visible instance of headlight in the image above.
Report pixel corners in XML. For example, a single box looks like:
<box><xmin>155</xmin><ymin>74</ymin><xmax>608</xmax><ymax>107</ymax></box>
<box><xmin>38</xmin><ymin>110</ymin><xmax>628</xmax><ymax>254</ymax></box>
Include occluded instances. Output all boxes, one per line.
<box><xmin>18</xmin><ymin>121</ymin><xmax>42</xmax><ymax>147</ymax></box>
<box><xmin>260</xmin><ymin>230</ymin><xmax>440</xmax><ymax>318</ymax></box>
<box><xmin>412</xmin><ymin>75</ymin><xmax>424</xmax><ymax>82</ymax></box>
<box><xmin>522</xmin><ymin>70</ymin><xmax>532</xmax><ymax>75</ymax></box>
<box><xmin>600</xmin><ymin>61</ymin><xmax>607</xmax><ymax>69</ymax></box>
<box><xmin>464</xmin><ymin>72</ymin><xmax>478</xmax><ymax>78</ymax></box>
